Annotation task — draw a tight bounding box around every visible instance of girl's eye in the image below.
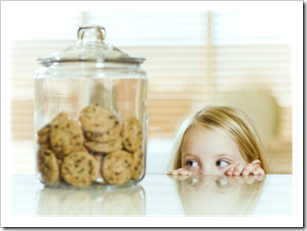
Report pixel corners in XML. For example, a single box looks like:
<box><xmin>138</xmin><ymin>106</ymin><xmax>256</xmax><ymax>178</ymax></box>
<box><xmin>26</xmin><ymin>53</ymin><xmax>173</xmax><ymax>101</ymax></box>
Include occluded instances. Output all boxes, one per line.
<box><xmin>186</xmin><ymin>160</ymin><xmax>198</xmax><ymax>167</ymax></box>
<box><xmin>216</xmin><ymin>160</ymin><xmax>229</xmax><ymax>167</ymax></box>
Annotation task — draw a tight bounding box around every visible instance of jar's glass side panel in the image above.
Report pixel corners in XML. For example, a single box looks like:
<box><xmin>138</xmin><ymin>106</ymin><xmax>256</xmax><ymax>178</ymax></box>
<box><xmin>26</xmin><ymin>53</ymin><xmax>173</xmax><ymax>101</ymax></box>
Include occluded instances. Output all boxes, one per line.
<box><xmin>34</xmin><ymin>66</ymin><xmax>147</xmax><ymax>188</ymax></box>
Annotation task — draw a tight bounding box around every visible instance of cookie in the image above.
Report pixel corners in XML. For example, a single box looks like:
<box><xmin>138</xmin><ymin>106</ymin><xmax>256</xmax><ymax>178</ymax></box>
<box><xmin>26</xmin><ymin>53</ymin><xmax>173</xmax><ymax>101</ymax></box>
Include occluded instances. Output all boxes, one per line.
<box><xmin>50</xmin><ymin>119</ymin><xmax>84</xmax><ymax>159</ymax></box>
<box><xmin>93</xmin><ymin>154</ymin><xmax>103</xmax><ymax>180</ymax></box>
<box><xmin>121</xmin><ymin>117</ymin><xmax>143</xmax><ymax>152</ymax></box>
<box><xmin>102</xmin><ymin>150</ymin><xmax>133</xmax><ymax>185</ymax></box>
<box><xmin>61</xmin><ymin>151</ymin><xmax>98</xmax><ymax>187</ymax></box>
<box><xmin>39</xmin><ymin>142</ymin><xmax>51</xmax><ymax>150</ymax></box>
<box><xmin>84</xmin><ymin>136</ymin><xmax>122</xmax><ymax>154</ymax></box>
<box><xmin>37</xmin><ymin>113</ymin><xmax>68</xmax><ymax>136</ymax></box>
<box><xmin>38</xmin><ymin>149</ymin><xmax>60</xmax><ymax>184</ymax></box>
<box><xmin>37</xmin><ymin>132</ymin><xmax>49</xmax><ymax>144</ymax></box>
<box><xmin>84</xmin><ymin>121</ymin><xmax>120</xmax><ymax>143</ymax></box>
<box><xmin>79</xmin><ymin>105</ymin><xmax>116</xmax><ymax>133</ymax></box>
<box><xmin>77</xmin><ymin>145</ymin><xmax>89</xmax><ymax>152</ymax></box>
<box><xmin>132</xmin><ymin>149</ymin><xmax>144</xmax><ymax>180</ymax></box>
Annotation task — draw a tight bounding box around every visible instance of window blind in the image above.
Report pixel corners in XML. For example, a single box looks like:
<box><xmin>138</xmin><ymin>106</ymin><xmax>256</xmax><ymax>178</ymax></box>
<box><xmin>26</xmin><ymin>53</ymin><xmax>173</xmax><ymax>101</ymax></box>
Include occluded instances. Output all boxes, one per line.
<box><xmin>211</xmin><ymin>11</ymin><xmax>292</xmax><ymax>143</ymax></box>
<box><xmin>11</xmin><ymin>11</ymin><xmax>293</xmax><ymax>174</ymax></box>
<box><xmin>86</xmin><ymin>12</ymin><xmax>208</xmax><ymax>46</ymax></box>
<box><xmin>87</xmin><ymin>12</ymin><xmax>209</xmax><ymax>137</ymax></box>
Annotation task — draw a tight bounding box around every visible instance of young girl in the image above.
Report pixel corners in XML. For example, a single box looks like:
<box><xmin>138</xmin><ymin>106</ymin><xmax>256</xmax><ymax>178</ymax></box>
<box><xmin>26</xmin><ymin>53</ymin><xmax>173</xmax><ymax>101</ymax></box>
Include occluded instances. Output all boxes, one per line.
<box><xmin>167</xmin><ymin>106</ymin><xmax>269</xmax><ymax>176</ymax></box>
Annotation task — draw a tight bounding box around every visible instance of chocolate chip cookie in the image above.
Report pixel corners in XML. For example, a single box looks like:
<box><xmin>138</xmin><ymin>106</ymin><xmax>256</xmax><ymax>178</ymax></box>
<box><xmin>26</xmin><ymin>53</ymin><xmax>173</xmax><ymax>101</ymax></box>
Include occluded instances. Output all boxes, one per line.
<box><xmin>38</xmin><ymin>149</ymin><xmax>60</xmax><ymax>184</ymax></box>
<box><xmin>50</xmin><ymin>119</ymin><xmax>84</xmax><ymax>159</ymax></box>
<box><xmin>79</xmin><ymin>105</ymin><xmax>116</xmax><ymax>133</ymax></box>
<box><xmin>84</xmin><ymin>121</ymin><xmax>120</xmax><ymax>143</ymax></box>
<box><xmin>37</xmin><ymin>113</ymin><xmax>68</xmax><ymax>136</ymax></box>
<box><xmin>39</xmin><ymin>142</ymin><xmax>51</xmax><ymax>150</ymax></box>
<box><xmin>37</xmin><ymin>132</ymin><xmax>49</xmax><ymax>144</ymax></box>
<box><xmin>61</xmin><ymin>151</ymin><xmax>98</xmax><ymax>187</ymax></box>
<box><xmin>121</xmin><ymin>117</ymin><xmax>143</xmax><ymax>152</ymax></box>
<box><xmin>93</xmin><ymin>154</ymin><xmax>103</xmax><ymax>180</ymax></box>
<box><xmin>132</xmin><ymin>148</ymin><xmax>144</xmax><ymax>180</ymax></box>
<box><xmin>84</xmin><ymin>136</ymin><xmax>122</xmax><ymax>154</ymax></box>
<box><xmin>102</xmin><ymin>150</ymin><xmax>133</xmax><ymax>185</ymax></box>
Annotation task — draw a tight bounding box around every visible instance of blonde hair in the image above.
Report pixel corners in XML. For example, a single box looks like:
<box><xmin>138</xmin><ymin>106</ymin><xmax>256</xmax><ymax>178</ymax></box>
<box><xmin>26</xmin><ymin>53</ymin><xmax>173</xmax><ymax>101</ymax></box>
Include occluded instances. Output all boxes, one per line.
<box><xmin>168</xmin><ymin>106</ymin><xmax>270</xmax><ymax>174</ymax></box>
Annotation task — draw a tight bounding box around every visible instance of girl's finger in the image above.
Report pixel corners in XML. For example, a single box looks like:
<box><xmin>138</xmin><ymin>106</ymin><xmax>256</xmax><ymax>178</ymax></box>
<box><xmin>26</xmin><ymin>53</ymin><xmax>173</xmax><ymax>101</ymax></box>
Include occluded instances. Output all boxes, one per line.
<box><xmin>253</xmin><ymin>168</ymin><xmax>265</xmax><ymax>175</ymax></box>
<box><xmin>225</xmin><ymin>167</ymin><xmax>235</xmax><ymax>176</ymax></box>
<box><xmin>167</xmin><ymin>170</ymin><xmax>179</xmax><ymax>175</ymax></box>
<box><xmin>252</xmin><ymin>159</ymin><xmax>262</xmax><ymax>169</ymax></box>
<box><xmin>178</xmin><ymin>168</ymin><xmax>192</xmax><ymax>175</ymax></box>
<box><xmin>233</xmin><ymin>163</ymin><xmax>245</xmax><ymax>176</ymax></box>
<box><xmin>242</xmin><ymin>164</ymin><xmax>255</xmax><ymax>176</ymax></box>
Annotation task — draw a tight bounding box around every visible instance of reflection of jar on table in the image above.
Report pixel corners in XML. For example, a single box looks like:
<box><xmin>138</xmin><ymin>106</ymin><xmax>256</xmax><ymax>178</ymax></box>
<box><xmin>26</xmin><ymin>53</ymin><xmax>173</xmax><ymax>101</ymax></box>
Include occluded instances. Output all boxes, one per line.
<box><xmin>36</xmin><ymin>185</ymin><xmax>146</xmax><ymax>216</ymax></box>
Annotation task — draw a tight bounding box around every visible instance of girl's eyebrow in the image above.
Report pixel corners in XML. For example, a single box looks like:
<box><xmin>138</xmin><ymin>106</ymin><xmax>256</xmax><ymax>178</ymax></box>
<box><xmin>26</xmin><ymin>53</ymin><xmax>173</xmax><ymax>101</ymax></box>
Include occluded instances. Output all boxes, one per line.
<box><xmin>182</xmin><ymin>153</ymin><xmax>201</xmax><ymax>160</ymax></box>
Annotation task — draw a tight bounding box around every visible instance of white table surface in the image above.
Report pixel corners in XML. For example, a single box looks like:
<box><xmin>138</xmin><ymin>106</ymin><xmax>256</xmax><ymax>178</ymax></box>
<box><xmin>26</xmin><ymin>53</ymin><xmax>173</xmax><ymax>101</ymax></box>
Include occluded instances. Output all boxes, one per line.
<box><xmin>11</xmin><ymin>174</ymin><xmax>291</xmax><ymax>217</ymax></box>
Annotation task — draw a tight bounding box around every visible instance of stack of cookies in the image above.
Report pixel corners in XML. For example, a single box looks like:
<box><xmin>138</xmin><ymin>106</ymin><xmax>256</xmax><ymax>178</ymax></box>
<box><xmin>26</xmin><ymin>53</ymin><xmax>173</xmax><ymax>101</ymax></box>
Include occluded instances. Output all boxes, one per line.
<box><xmin>36</xmin><ymin>105</ymin><xmax>144</xmax><ymax>187</ymax></box>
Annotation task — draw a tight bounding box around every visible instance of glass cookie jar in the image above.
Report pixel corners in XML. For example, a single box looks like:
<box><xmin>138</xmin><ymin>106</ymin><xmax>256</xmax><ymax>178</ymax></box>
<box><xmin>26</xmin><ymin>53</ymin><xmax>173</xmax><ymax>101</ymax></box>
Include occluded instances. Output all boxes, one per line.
<box><xmin>34</xmin><ymin>25</ymin><xmax>147</xmax><ymax>188</ymax></box>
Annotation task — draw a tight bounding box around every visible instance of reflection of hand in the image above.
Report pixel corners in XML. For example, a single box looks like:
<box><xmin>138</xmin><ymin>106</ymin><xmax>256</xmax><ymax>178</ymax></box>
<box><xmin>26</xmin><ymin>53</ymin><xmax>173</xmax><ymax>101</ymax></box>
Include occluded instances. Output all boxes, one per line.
<box><xmin>167</xmin><ymin>168</ymin><xmax>192</xmax><ymax>176</ymax></box>
<box><xmin>225</xmin><ymin>174</ymin><xmax>265</xmax><ymax>185</ymax></box>
<box><xmin>225</xmin><ymin>159</ymin><xmax>264</xmax><ymax>176</ymax></box>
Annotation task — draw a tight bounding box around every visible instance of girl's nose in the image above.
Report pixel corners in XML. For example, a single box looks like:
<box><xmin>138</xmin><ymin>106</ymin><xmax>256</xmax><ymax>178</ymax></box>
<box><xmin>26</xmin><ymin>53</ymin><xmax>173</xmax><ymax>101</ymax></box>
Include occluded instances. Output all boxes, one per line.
<box><xmin>199</xmin><ymin>165</ymin><xmax>214</xmax><ymax>175</ymax></box>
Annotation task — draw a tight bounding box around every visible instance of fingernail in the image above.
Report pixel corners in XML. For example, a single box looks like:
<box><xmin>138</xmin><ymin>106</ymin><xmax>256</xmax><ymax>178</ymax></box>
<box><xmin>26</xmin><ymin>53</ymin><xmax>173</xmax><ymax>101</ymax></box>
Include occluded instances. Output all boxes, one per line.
<box><xmin>172</xmin><ymin>170</ymin><xmax>178</xmax><ymax>175</ymax></box>
<box><xmin>242</xmin><ymin>171</ymin><xmax>248</xmax><ymax>175</ymax></box>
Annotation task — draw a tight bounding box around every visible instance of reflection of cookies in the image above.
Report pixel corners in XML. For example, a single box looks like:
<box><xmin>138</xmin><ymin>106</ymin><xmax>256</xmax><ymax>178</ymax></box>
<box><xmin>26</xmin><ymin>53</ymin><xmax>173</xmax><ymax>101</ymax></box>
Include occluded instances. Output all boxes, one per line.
<box><xmin>129</xmin><ymin>187</ymin><xmax>145</xmax><ymax>216</ymax></box>
<box><xmin>102</xmin><ymin>192</ymin><xmax>133</xmax><ymax>216</ymax></box>
<box><xmin>61</xmin><ymin>151</ymin><xmax>98</xmax><ymax>187</ymax></box>
<box><xmin>102</xmin><ymin>150</ymin><xmax>133</xmax><ymax>185</ymax></box>
<box><xmin>79</xmin><ymin>105</ymin><xmax>116</xmax><ymax>133</ymax></box>
<box><xmin>50</xmin><ymin>119</ymin><xmax>84</xmax><ymax>158</ymax></box>
<box><xmin>132</xmin><ymin>149</ymin><xmax>144</xmax><ymax>180</ymax></box>
<box><xmin>37</xmin><ymin>188</ymin><xmax>64</xmax><ymax>216</ymax></box>
<box><xmin>84</xmin><ymin>121</ymin><xmax>120</xmax><ymax>142</ymax></box>
<box><xmin>59</xmin><ymin>191</ymin><xmax>96</xmax><ymax>216</ymax></box>
<box><xmin>38</xmin><ymin>149</ymin><xmax>60</xmax><ymax>184</ymax></box>
<box><xmin>85</xmin><ymin>136</ymin><xmax>122</xmax><ymax>154</ymax></box>
<box><xmin>121</xmin><ymin>117</ymin><xmax>143</xmax><ymax>152</ymax></box>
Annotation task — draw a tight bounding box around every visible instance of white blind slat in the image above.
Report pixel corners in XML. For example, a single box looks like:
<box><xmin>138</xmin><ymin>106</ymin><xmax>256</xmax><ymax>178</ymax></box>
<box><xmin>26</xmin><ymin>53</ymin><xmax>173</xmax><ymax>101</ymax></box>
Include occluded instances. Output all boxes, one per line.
<box><xmin>11</xmin><ymin>11</ymin><xmax>292</xmax><ymax>165</ymax></box>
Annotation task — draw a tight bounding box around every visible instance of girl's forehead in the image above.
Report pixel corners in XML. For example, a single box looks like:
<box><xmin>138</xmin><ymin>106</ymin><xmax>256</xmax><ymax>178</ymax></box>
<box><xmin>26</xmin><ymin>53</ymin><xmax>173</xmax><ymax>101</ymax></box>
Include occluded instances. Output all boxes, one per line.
<box><xmin>182</xmin><ymin>125</ymin><xmax>241</xmax><ymax>157</ymax></box>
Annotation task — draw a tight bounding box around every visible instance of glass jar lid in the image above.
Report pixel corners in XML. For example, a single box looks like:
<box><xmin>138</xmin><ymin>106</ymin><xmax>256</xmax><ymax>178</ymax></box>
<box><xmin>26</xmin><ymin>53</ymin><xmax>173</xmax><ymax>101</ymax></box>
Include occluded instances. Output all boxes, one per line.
<box><xmin>36</xmin><ymin>25</ymin><xmax>145</xmax><ymax>65</ymax></box>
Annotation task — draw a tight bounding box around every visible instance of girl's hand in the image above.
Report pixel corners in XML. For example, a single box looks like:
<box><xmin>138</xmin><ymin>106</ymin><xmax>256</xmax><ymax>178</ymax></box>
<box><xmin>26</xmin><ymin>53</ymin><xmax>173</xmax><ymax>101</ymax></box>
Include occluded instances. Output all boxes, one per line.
<box><xmin>225</xmin><ymin>159</ymin><xmax>264</xmax><ymax>176</ymax></box>
<box><xmin>167</xmin><ymin>168</ymin><xmax>192</xmax><ymax>176</ymax></box>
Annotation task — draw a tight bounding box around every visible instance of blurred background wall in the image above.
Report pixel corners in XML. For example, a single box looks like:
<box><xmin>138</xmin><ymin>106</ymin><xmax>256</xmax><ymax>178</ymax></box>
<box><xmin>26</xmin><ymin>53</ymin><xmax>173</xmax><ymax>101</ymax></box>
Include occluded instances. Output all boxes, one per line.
<box><xmin>11</xmin><ymin>11</ymin><xmax>292</xmax><ymax>174</ymax></box>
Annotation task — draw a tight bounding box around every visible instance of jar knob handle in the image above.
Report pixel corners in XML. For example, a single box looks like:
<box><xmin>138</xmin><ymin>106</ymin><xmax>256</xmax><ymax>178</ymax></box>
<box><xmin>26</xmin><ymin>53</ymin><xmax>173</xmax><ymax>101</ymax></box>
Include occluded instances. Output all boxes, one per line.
<box><xmin>77</xmin><ymin>25</ymin><xmax>106</xmax><ymax>42</ymax></box>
